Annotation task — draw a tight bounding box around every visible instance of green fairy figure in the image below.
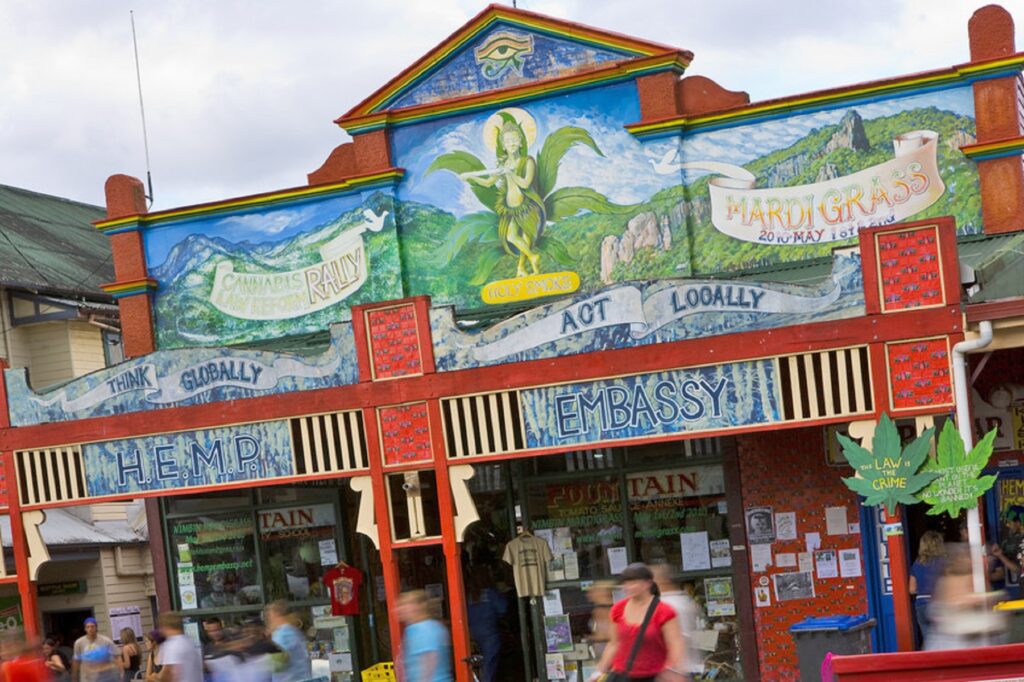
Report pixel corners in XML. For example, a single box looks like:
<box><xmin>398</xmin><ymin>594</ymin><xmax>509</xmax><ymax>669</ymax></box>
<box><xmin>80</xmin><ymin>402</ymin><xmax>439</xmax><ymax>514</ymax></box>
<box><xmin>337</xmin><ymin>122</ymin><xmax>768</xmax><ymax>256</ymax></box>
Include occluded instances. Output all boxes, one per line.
<box><xmin>428</xmin><ymin>106</ymin><xmax>633</xmax><ymax>286</ymax></box>
<box><xmin>462</xmin><ymin>113</ymin><xmax>545</xmax><ymax>277</ymax></box>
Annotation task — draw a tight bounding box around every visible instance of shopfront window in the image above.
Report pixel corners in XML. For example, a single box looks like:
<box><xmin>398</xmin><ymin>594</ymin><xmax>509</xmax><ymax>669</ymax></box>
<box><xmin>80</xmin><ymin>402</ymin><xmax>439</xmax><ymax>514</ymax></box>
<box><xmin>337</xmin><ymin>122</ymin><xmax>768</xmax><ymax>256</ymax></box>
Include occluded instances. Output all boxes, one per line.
<box><xmin>169</xmin><ymin>511</ymin><xmax>260</xmax><ymax>610</ymax></box>
<box><xmin>259</xmin><ymin>503</ymin><xmax>337</xmax><ymax>602</ymax></box>
<box><xmin>468</xmin><ymin>442</ymin><xmax>744</xmax><ymax>681</ymax></box>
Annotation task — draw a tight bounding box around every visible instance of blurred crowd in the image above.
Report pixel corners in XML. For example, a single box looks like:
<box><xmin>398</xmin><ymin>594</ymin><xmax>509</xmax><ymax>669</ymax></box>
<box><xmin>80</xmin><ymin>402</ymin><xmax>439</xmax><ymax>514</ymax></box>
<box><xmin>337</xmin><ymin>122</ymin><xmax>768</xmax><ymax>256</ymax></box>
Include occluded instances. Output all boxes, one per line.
<box><xmin>0</xmin><ymin>601</ymin><xmax>314</xmax><ymax>682</ymax></box>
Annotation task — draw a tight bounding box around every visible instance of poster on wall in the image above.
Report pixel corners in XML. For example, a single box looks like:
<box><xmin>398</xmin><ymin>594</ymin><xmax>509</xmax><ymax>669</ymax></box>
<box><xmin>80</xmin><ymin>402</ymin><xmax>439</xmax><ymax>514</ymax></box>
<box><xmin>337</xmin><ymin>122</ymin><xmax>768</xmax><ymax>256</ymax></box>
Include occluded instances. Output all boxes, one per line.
<box><xmin>773</xmin><ymin>571</ymin><xmax>815</xmax><ymax>601</ymax></box>
<box><xmin>144</xmin><ymin>190</ymin><xmax>400</xmax><ymax>350</ymax></box>
<box><xmin>745</xmin><ymin>507</ymin><xmax>775</xmax><ymax>544</ymax></box>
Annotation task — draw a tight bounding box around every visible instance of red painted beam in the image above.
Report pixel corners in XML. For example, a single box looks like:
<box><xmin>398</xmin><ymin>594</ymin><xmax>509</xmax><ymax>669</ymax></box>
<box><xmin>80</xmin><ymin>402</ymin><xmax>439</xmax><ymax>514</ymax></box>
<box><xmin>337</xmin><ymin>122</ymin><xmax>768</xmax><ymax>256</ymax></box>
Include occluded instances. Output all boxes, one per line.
<box><xmin>832</xmin><ymin>642</ymin><xmax>1024</xmax><ymax>681</ymax></box>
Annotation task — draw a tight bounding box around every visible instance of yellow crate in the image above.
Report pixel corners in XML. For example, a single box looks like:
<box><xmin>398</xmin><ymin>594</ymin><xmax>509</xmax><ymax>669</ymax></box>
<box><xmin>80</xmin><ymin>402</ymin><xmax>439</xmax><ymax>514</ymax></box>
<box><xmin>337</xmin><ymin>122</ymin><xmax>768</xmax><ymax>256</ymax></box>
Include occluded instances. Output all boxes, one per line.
<box><xmin>361</xmin><ymin>662</ymin><xmax>395</xmax><ymax>682</ymax></box>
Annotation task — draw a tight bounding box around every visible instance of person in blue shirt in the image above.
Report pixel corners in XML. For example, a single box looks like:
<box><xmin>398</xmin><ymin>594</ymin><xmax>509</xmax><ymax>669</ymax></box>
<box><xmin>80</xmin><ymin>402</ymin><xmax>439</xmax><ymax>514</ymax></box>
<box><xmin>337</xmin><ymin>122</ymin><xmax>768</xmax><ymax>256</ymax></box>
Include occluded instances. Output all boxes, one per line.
<box><xmin>398</xmin><ymin>591</ymin><xmax>453</xmax><ymax>682</ymax></box>
<box><xmin>909</xmin><ymin>530</ymin><xmax>945</xmax><ymax>648</ymax></box>
<box><xmin>264</xmin><ymin>601</ymin><xmax>311</xmax><ymax>682</ymax></box>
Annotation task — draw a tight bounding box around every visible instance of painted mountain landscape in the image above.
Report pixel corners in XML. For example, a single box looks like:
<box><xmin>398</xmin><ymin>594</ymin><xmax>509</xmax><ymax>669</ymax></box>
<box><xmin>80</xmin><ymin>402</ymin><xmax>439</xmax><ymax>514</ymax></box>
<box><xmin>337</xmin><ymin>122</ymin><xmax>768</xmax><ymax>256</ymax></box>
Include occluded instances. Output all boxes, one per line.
<box><xmin>395</xmin><ymin>89</ymin><xmax>980</xmax><ymax>311</ymax></box>
<box><xmin>150</xmin><ymin>191</ymin><xmax>399</xmax><ymax>349</ymax></box>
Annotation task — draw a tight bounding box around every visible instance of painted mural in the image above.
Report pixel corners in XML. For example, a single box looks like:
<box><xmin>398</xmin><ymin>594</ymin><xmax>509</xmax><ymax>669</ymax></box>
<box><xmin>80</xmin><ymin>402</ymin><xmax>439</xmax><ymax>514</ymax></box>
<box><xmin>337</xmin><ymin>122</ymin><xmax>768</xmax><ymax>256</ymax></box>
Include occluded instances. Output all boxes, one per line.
<box><xmin>431</xmin><ymin>249</ymin><xmax>864</xmax><ymax>371</ymax></box>
<box><xmin>519</xmin><ymin>359</ymin><xmax>780</xmax><ymax>449</ymax></box>
<box><xmin>394</xmin><ymin>82</ymin><xmax>980</xmax><ymax>310</ymax></box>
<box><xmin>5</xmin><ymin>325</ymin><xmax>358</xmax><ymax>427</ymax></box>
<box><xmin>145</xmin><ymin>189</ymin><xmax>400</xmax><ymax>349</ymax></box>
<box><xmin>388</xmin><ymin>23</ymin><xmax>631</xmax><ymax>109</ymax></box>
<box><xmin>83</xmin><ymin>420</ymin><xmax>294</xmax><ymax>497</ymax></box>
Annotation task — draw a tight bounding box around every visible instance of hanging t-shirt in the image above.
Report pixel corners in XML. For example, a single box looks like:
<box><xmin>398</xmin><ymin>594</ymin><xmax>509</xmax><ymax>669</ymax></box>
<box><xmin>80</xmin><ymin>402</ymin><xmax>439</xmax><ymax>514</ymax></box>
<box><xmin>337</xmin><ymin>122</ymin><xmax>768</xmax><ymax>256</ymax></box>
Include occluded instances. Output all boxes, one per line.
<box><xmin>322</xmin><ymin>564</ymin><xmax>363</xmax><ymax>615</ymax></box>
<box><xmin>502</xmin><ymin>533</ymin><xmax>553</xmax><ymax>597</ymax></box>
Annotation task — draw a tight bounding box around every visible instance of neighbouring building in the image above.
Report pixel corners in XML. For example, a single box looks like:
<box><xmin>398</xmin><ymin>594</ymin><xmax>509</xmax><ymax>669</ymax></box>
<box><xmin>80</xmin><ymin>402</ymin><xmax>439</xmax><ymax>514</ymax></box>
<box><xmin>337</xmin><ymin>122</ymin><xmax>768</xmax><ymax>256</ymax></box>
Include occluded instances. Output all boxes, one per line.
<box><xmin>0</xmin><ymin>184</ymin><xmax>155</xmax><ymax>645</ymax></box>
<box><xmin>3</xmin><ymin>5</ymin><xmax>1024</xmax><ymax>681</ymax></box>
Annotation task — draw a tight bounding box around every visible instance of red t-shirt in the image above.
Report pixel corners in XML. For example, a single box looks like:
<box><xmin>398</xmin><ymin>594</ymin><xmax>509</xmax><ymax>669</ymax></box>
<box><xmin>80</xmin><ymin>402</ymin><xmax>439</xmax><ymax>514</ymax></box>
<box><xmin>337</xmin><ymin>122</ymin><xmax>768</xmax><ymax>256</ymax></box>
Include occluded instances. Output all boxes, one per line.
<box><xmin>322</xmin><ymin>565</ymin><xmax>363</xmax><ymax>615</ymax></box>
<box><xmin>610</xmin><ymin>599</ymin><xmax>676</xmax><ymax>676</ymax></box>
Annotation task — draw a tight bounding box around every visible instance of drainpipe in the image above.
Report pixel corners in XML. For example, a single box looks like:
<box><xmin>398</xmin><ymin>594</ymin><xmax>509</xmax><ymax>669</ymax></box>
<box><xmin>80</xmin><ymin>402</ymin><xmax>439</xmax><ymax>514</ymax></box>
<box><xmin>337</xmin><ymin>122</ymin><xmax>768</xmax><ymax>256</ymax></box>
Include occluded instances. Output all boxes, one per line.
<box><xmin>952</xmin><ymin>319</ymin><xmax>993</xmax><ymax>594</ymax></box>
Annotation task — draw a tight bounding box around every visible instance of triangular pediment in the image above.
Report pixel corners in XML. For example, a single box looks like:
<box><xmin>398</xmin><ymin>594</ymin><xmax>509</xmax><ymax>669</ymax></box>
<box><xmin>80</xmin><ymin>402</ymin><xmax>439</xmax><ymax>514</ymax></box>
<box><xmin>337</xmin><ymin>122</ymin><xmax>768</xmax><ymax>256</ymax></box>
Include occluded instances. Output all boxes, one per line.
<box><xmin>343</xmin><ymin>4</ymin><xmax>684</xmax><ymax>118</ymax></box>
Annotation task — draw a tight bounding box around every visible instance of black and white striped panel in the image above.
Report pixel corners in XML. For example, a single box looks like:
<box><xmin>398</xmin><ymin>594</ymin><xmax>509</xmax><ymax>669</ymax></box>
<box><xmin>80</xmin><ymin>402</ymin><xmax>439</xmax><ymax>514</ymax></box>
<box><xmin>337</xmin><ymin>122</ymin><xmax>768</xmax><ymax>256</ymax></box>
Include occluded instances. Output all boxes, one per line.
<box><xmin>290</xmin><ymin>411</ymin><xmax>368</xmax><ymax>476</ymax></box>
<box><xmin>16</xmin><ymin>446</ymin><xmax>87</xmax><ymax>505</ymax></box>
<box><xmin>442</xmin><ymin>391</ymin><xmax>525</xmax><ymax>458</ymax></box>
<box><xmin>778</xmin><ymin>346</ymin><xmax>873</xmax><ymax>421</ymax></box>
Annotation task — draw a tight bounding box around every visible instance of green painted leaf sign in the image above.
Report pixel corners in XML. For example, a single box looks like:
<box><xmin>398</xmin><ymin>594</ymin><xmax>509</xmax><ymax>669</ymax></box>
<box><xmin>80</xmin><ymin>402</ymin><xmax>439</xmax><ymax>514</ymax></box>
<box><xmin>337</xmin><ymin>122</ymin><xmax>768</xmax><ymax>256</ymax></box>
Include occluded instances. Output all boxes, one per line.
<box><xmin>919</xmin><ymin>422</ymin><xmax>998</xmax><ymax>517</ymax></box>
<box><xmin>837</xmin><ymin>413</ymin><xmax>939</xmax><ymax>514</ymax></box>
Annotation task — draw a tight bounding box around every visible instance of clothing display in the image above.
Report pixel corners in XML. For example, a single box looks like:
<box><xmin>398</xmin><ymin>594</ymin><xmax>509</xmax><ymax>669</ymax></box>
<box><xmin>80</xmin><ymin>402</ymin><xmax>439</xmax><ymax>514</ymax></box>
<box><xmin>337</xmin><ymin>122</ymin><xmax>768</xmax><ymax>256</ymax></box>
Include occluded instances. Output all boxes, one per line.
<box><xmin>502</xmin><ymin>531</ymin><xmax>553</xmax><ymax>597</ymax></box>
<box><xmin>322</xmin><ymin>563</ymin><xmax>363</xmax><ymax>616</ymax></box>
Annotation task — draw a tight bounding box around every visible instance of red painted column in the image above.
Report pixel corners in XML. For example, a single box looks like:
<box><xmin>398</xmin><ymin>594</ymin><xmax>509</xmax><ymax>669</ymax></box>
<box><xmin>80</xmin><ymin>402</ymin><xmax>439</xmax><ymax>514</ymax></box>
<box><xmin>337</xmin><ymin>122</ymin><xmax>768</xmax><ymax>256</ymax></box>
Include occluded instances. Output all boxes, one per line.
<box><xmin>883</xmin><ymin>508</ymin><xmax>914</xmax><ymax>651</ymax></box>
<box><xmin>362</xmin><ymin>407</ymin><xmax>404</xmax><ymax>663</ymax></box>
<box><xmin>4</xmin><ymin>452</ymin><xmax>39</xmax><ymax>637</ymax></box>
<box><xmin>0</xmin><ymin>360</ymin><xmax>39</xmax><ymax>636</ymax></box>
<box><xmin>428</xmin><ymin>400</ymin><xmax>470</xmax><ymax>682</ymax></box>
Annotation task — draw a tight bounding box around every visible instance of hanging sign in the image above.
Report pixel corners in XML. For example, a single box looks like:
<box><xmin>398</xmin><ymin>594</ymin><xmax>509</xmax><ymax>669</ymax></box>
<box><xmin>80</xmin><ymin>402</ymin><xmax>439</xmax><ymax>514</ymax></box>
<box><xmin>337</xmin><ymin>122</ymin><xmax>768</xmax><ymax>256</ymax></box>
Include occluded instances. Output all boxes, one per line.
<box><xmin>919</xmin><ymin>421</ymin><xmax>998</xmax><ymax>517</ymax></box>
<box><xmin>837</xmin><ymin>413</ymin><xmax>938</xmax><ymax>514</ymax></box>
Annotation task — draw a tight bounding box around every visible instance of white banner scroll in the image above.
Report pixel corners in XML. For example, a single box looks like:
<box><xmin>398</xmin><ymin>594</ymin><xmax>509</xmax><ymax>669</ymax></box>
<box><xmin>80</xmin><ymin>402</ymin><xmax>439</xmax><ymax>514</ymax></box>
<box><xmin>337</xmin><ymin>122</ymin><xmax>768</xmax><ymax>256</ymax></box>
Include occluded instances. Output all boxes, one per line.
<box><xmin>472</xmin><ymin>279</ymin><xmax>841</xmax><ymax>362</ymax></box>
<box><xmin>680</xmin><ymin>130</ymin><xmax>944</xmax><ymax>245</ymax></box>
<box><xmin>31</xmin><ymin>352</ymin><xmax>342</xmax><ymax>413</ymax></box>
<box><xmin>208</xmin><ymin>209</ymin><xmax>388</xmax><ymax>320</ymax></box>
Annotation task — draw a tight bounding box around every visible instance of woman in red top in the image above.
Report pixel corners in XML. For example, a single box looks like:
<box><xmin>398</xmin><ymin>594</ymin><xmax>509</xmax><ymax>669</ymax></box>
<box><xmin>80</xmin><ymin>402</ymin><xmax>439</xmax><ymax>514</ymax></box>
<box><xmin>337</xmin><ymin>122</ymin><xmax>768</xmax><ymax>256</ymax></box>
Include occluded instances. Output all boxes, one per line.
<box><xmin>590</xmin><ymin>563</ymin><xmax>685</xmax><ymax>682</ymax></box>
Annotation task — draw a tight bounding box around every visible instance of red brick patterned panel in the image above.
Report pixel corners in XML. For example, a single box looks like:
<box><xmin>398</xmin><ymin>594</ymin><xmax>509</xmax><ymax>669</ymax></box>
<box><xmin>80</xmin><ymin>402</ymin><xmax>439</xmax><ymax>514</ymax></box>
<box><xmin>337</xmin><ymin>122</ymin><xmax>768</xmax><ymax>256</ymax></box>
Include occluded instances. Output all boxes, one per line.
<box><xmin>737</xmin><ymin>428</ymin><xmax>868</xmax><ymax>681</ymax></box>
<box><xmin>366</xmin><ymin>303</ymin><xmax>423</xmax><ymax>380</ymax></box>
<box><xmin>886</xmin><ymin>338</ymin><xmax>953</xmax><ymax>411</ymax></box>
<box><xmin>876</xmin><ymin>226</ymin><xmax>943</xmax><ymax>312</ymax></box>
<box><xmin>378</xmin><ymin>402</ymin><xmax>433</xmax><ymax>465</ymax></box>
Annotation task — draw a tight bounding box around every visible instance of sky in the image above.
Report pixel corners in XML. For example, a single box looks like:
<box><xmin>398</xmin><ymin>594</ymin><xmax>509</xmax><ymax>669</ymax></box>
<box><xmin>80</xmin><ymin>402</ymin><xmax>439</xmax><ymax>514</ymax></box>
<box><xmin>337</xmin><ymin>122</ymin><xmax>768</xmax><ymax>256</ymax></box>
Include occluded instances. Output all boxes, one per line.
<box><xmin>2</xmin><ymin>0</ymin><xmax>1023</xmax><ymax>213</ymax></box>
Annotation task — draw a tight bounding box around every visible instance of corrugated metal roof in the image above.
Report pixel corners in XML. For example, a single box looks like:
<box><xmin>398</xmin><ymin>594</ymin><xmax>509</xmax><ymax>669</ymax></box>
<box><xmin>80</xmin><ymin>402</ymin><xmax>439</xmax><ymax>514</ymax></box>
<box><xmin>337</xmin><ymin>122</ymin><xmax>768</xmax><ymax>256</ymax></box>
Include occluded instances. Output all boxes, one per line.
<box><xmin>0</xmin><ymin>184</ymin><xmax>112</xmax><ymax>297</ymax></box>
<box><xmin>961</xmin><ymin>232</ymin><xmax>1024</xmax><ymax>303</ymax></box>
<box><xmin>0</xmin><ymin>508</ymin><xmax>146</xmax><ymax>548</ymax></box>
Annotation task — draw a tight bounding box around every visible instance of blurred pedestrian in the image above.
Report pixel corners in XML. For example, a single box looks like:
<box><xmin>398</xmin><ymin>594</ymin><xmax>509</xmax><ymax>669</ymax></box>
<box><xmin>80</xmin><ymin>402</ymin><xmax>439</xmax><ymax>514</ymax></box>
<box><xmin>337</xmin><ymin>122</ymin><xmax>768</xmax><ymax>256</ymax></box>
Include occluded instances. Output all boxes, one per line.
<box><xmin>590</xmin><ymin>563</ymin><xmax>685</xmax><ymax>682</ymax></box>
<box><xmin>991</xmin><ymin>506</ymin><xmax>1024</xmax><ymax>598</ymax></box>
<box><xmin>235</xmin><ymin>618</ymin><xmax>280</xmax><ymax>682</ymax></box>
<box><xmin>264</xmin><ymin>602</ymin><xmax>309</xmax><ymax>682</ymax></box>
<box><xmin>585</xmin><ymin>581</ymin><xmax>615</xmax><ymax>659</ymax></box>
<box><xmin>2</xmin><ymin>634</ymin><xmax>51</xmax><ymax>682</ymax></box>
<box><xmin>397</xmin><ymin>590</ymin><xmax>452</xmax><ymax>682</ymax></box>
<box><xmin>926</xmin><ymin>543</ymin><xmax>1007</xmax><ymax>650</ymax></box>
<box><xmin>72</xmin><ymin>618</ymin><xmax>117</xmax><ymax>682</ymax></box>
<box><xmin>43</xmin><ymin>638</ymin><xmax>70</xmax><ymax>682</ymax></box>
<box><xmin>909</xmin><ymin>530</ymin><xmax>945</xmax><ymax>647</ymax></box>
<box><xmin>651</xmin><ymin>564</ymin><xmax>695</xmax><ymax>678</ymax></box>
<box><xmin>142</xmin><ymin>632</ymin><xmax>163</xmax><ymax>682</ymax></box>
<box><xmin>156</xmin><ymin>614</ymin><xmax>202</xmax><ymax>682</ymax></box>
<box><xmin>117</xmin><ymin>629</ymin><xmax>140</xmax><ymax>682</ymax></box>
<box><xmin>465</xmin><ymin>569</ymin><xmax>506</xmax><ymax>682</ymax></box>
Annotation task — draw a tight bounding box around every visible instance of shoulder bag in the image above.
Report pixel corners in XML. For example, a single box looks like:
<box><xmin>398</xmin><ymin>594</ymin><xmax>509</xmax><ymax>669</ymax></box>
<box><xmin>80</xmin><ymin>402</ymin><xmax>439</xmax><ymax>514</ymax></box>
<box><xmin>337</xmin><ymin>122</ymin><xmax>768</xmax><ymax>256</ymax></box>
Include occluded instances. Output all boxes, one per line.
<box><xmin>606</xmin><ymin>596</ymin><xmax>660</xmax><ymax>682</ymax></box>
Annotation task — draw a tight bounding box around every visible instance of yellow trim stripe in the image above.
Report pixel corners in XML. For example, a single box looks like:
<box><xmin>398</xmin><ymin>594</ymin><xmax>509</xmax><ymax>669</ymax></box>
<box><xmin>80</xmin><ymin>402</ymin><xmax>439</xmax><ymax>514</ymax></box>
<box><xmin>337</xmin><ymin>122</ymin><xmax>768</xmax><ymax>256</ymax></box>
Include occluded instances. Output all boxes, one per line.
<box><xmin>95</xmin><ymin>169</ymin><xmax>403</xmax><ymax>231</ymax></box>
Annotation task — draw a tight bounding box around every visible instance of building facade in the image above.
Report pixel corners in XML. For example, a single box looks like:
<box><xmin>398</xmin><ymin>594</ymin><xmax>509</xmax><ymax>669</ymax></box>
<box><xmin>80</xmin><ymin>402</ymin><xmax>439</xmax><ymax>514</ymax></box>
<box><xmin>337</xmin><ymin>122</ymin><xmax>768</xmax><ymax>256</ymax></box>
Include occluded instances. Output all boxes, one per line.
<box><xmin>3</xmin><ymin>5</ymin><xmax>1024</xmax><ymax>681</ymax></box>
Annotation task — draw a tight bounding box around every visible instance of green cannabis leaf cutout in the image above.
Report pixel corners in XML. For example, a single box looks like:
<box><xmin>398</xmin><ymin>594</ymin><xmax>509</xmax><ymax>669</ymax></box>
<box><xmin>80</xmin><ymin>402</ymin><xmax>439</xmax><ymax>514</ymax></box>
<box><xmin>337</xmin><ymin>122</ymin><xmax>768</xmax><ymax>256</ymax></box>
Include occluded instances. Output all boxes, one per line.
<box><xmin>919</xmin><ymin>422</ymin><xmax>998</xmax><ymax>517</ymax></box>
<box><xmin>837</xmin><ymin>413</ymin><xmax>938</xmax><ymax>515</ymax></box>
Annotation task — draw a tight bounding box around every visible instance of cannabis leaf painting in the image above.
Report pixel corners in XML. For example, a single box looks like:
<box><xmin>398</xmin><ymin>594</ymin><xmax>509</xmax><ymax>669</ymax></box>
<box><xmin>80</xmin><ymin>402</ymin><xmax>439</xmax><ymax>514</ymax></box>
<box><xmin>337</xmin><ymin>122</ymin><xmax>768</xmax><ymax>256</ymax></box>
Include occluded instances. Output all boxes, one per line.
<box><xmin>427</xmin><ymin>106</ymin><xmax>634</xmax><ymax>284</ymax></box>
<box><xmin>919</xmin><ymin>421</ymin><xmax>998</xmax><ymax>517</ymax></box>
<box><xmin>837</xmin><ymin>413</ymin><xmax>938</xmax><ymax>514</ymax></box>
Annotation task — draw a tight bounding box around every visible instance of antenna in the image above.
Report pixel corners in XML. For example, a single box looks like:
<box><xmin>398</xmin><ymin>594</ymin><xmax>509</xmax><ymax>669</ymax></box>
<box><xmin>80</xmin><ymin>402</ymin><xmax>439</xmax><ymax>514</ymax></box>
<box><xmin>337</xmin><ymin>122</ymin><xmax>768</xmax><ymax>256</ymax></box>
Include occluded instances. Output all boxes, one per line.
<box><xmin>130</xmin><ymin>10</ymin><xmax>155</xmax><ymax>207</ymax></box>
